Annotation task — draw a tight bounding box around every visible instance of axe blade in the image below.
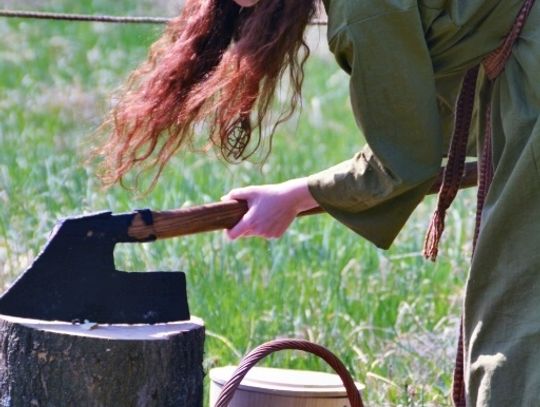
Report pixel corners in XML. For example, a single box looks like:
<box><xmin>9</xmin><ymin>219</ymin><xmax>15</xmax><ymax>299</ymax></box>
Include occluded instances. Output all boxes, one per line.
<box><xmin>0</xmin><ymin>211</ymin><xmax>190</xmax><ymax>324</ymax></box>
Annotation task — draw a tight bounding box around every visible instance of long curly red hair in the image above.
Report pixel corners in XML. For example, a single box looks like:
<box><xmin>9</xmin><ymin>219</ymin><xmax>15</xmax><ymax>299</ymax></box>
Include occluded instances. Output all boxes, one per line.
<box><xmin>97</xmin><ymin>0</ymin><xmax>318</xmax><ymax>187</ymax></box>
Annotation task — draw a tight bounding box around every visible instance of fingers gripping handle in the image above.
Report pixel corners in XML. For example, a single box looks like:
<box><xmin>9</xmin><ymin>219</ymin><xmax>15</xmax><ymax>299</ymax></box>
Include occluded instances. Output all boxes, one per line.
<box><xmin>213</xmin><ymin>338</ymin><xmax>364</xmax><ymax>407</ymax></box>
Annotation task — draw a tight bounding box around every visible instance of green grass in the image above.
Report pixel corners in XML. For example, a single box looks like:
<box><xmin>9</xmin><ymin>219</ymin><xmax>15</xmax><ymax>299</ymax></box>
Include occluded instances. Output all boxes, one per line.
<box><xmin>0</xmin><ymin>1</ymin><xmax>475</xmax><ymax>405</ymax></box>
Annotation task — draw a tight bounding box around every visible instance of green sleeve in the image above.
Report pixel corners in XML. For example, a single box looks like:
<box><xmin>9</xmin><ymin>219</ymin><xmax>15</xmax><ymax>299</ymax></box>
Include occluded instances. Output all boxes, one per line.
<box><xmin>308</xmin><ymin>5</ymin><xmax>443</xmax><ymax>249</ymax></box>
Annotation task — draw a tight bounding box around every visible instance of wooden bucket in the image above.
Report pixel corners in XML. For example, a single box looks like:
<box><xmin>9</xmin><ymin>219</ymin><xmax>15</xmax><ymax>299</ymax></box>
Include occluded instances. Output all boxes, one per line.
<box><xmin>210</xmin><ymin>339</ymin><xmax>364</xmax><ymax>407</ymax></box>
<box><xmin>210</xmin><ymin>366</ymin><xmax>363</xmax><ymax>407</ymax></box>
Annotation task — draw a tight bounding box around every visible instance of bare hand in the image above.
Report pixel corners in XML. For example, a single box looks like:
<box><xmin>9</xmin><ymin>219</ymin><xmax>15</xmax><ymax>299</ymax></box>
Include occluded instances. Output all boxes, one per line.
<box><xmin>221</xmin><ymin>178</ymin><xmax>318</xmax><ymax>240</ymax></box>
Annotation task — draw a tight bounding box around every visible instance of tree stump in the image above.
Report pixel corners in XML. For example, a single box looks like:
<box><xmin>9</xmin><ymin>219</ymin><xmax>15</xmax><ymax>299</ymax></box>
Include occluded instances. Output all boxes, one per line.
<box><xmin>0</xmin><ymin>315</ymin><xmax>205</xmax><ymax>406</ymax></box>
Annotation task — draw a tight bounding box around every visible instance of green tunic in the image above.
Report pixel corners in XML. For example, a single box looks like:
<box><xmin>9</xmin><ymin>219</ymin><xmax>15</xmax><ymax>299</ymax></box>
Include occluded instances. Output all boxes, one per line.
<box><xmin>307</xmin><ymin>0</ymin><xmax>540</xmax><ymax>405</ymax></box>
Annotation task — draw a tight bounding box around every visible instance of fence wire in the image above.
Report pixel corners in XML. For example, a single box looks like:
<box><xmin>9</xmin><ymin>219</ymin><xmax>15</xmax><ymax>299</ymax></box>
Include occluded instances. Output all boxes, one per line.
<box><xmin>0</xmin><ymin>9</ymin><xmax>327</xmax><ymax>25</ymax></box>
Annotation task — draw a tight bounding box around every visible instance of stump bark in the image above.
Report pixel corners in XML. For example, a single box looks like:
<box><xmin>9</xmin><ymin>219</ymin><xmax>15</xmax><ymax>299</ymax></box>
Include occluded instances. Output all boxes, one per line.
<box><xmin>0</xmin><ymin>315</ymin><xmax>205</xmax><ymax>406</ymax></box>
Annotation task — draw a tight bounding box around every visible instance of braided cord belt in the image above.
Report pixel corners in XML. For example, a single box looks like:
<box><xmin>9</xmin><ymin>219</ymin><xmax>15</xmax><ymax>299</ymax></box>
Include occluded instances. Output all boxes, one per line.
<box><xmin>213</xmin><ymin>338</ymin><xmax>363</xmax><ymax>407</ymax></box>
<box><xmin>423</xmin><ymin>0</ymin><xmax>537</xmax><ymax>260</ymax></box>
<box><xmin>422</xmin><ymin>1</ymin><xmax>536</xmax><ymax>406</ymax></box>
<box><xmin>423</xmin><ymin>66</ymin><xmax>480</xmax><ymax>261</ymax></box>
<box><xmin>424</xmin><ymin>0</ymin><xmax>536</xmax><ymax>259</ymax></box>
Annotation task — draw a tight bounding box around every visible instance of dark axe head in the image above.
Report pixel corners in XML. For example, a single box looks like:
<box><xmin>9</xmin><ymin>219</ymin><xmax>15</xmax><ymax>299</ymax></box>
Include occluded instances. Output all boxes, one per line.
<box><xmin>0</xmin><ymin>211</ymin><xmax>190</xmax><ymax>324</ymax></box>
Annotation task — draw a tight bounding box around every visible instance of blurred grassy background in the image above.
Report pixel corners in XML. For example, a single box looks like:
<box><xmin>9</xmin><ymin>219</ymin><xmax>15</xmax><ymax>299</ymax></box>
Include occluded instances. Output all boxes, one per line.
<box><xmin>0</xmin><ymin>1</ymin><xmax>475</xmax><ymax>405</ymax></box>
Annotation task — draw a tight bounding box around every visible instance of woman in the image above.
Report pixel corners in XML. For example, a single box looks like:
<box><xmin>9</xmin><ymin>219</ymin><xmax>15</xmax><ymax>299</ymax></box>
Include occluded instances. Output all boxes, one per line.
<box><xmin>98</xmin><ymin>0</ymin><xmax>540</xmax><ymax>405</ymax></box>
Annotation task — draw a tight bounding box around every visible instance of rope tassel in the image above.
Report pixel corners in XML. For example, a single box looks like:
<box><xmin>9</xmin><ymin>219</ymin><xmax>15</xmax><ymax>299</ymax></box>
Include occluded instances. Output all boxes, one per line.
<box><xmin>424</xmin><ymin>208</ymin><xmax>446</xmax><ymax>261</ymax></box>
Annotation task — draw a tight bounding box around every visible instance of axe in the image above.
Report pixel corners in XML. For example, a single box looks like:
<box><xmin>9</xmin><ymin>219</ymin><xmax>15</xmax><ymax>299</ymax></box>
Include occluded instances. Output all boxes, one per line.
<box><xmin>0</xmin><ymin>163</ymin><xmax>477</xmax><ymax>324</ymax></box>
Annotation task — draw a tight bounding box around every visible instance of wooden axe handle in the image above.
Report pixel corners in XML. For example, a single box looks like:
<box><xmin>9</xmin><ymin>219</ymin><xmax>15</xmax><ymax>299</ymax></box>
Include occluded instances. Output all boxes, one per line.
<box><xmin>128</xmin><ymin>162</ymin><xmax>478</xmax><ymax>241</ymax></box>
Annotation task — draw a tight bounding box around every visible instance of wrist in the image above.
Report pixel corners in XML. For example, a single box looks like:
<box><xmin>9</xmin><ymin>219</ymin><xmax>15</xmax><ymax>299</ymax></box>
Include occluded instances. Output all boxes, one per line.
<box><xmin>282</xmin><ymin>177</ymin><xmax>318</xmax><ymax>214</ymax></box>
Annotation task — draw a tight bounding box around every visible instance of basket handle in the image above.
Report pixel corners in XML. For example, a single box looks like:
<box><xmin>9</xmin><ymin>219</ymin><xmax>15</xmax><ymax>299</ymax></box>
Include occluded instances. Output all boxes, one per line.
<box><xmin>214</xmin><ymin>338</ymin><xmax>364</xmax><ymax>407</ymax></box>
